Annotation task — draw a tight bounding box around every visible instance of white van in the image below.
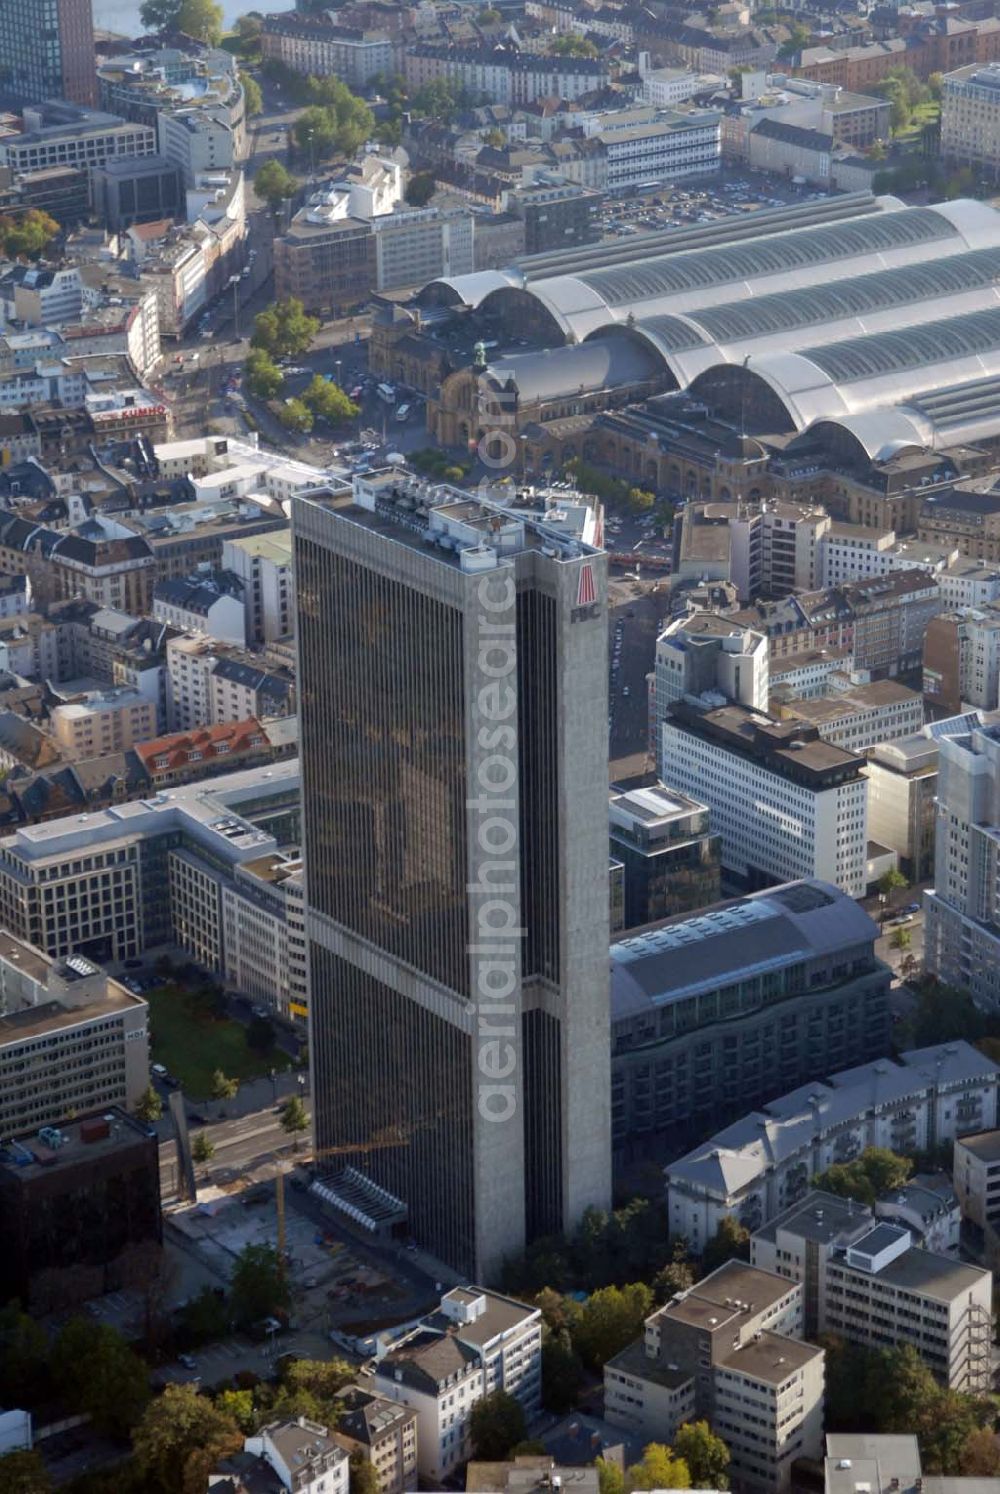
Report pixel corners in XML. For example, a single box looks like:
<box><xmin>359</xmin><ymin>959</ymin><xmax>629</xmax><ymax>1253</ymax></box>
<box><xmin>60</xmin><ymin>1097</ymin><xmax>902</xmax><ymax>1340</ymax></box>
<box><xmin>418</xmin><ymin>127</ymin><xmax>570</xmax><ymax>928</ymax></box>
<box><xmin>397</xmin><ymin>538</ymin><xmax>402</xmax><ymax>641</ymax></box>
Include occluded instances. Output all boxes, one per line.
<box><xmin>395</xmin><ymin>402</ymin><xmax>411</xmax><ymax>422</ymax></box>
<box><xmin>377</xmin><ymin>383</ymin><xmax>396</xmax><ymax>403</ymax></box>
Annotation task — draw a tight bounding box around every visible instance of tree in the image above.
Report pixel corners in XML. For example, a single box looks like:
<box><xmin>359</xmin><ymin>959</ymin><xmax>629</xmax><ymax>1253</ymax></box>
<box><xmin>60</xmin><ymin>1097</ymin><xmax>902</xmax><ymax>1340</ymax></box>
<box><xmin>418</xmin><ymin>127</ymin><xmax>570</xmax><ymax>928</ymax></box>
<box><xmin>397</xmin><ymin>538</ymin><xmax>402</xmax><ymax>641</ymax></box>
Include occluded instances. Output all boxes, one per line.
<box><xmin>890</xmin><ymin>926</ymin><xmax>912</xmax><ymax>951</ymax></box>
<box><xmin>252</xmin><ymin>298</ymin><xmax>319</xmax><ymax>359</ymax></box>
<box><xmin>177</xmin><ymin>1285</ymin><xmax>230</xmax><ymax>1346</ymax></box>
<box><xmin>929</xmin><ymin>71</ymin><xmax>944</xmax><ymax>100</ymax></box>
<box><xmin>211</xmin><ymin>1069</ymin><xmax>239</xmax><ymax>1101</ymax></box>
<box><xmin>815</xmin><ymin>1147</ymin><xmax>912</xmax><ymax>1208</ymax></box>
<box><xmin>51</xmin><ymin>1318</ymin><xmax>150</xmax><ymax>1436</ymax></box>
<box><xmin>235</xmin><ymin>13</ymin><xmax>263</xmax><ymax>39</ymax></box>
<box><xmin>135</xmin><ymin>1082</ymin><xmax>163</xmax><ymax>1124</ymax></box>
<box><xmin>0</xmin><ymin>209</ymin><xmax>60</xmax><ymax>260</ymax></box>
<box><xmin>133</xmin><ymin>1383</ymin><xmax>242</xmax><ymax>1494</ymax></box>
<box><xmin>241</xmin><ymin>71</ymin><xmax>263</xmax><ymax>117</ymax></box>
<box><xmin>778</xmin><ymin>22</ymin><xmax>810</xmax><ymax>59</ymax></box>
<box><xmin>483</xmin><ymin>127</ymin><xmax>506</xmax><ymax>147</ymax></box>
<box><xmin>278</xmin><ymin>1094</ymin><xmax>309</xmax><ymax>1148</ymax></box>
<box><xmin>255</xmin><ymin>158</ymin><xmax>299</xmax><ymax>210</ymax></box>
<box><xmin>302</xmin><ymin>374</ymin><xmax>359</xmax><ymax>424</ymax></box>
<box><xmin>279</xmin><ymin>398</ymin><xmax>314</xmax><ymax>434</ymax></box>
<box><xmin>0</xmin><ymin>1450</ymin><xmax>53</xmax><ymax>1494</ymax></box>
<box><xmin>192</xmin><ymin>1130</ymin><xmax>215</xmax><ymax>1166</ymax></box>
<box><xmin>541</xmin><ymin>1331</ymin><xmax>585</xmax><ymax>1412</ymax></box>
<box><xmin>245</xmin><ymin>348</ymin><xmax>284</xmax><ymax>400</ymax></box>
<box><xmin>626</xmin><ymin>1443</ymin><xmax>691</xmax><ymax>1491</ymax></box>
<box><xmin>139</xmin><ymin>0</ymin><xmax>180</xmax><ymax>29</ymax></box>
<box><xmin>627</xmin><ymin>487</ymin><xmax>654</xmax><ymax>513</ymax></box>
<box><xmin>247</xmin><ymin>1014</ymin><xmax>275</xmax><ymax>1053</ymax></box>
<box><xmin>261</xmin><ymin>1357</ymin><xmax>354</xmax><ymax>1425</ymax></box>
<box><xmin>652</xmin><ymin>1253</ymin><xmax>694</xmax><ymax>1306</ymax></box>
<box><xmin>215</xmin><ymin>1387</ymin><xmax>255</xmax><ymax>1433</ymax></box>
<box><xmin>405</xmin><ymin>171</ymin><xmax>436</xmax><ymax>207</ymax></box>
<box><xmin>597</xmin><ymin>1460</ymin><xmax>625</xmax><ymax>1494</ymax></box>
<box><xmin>701</xmin><ymin>1215</ymin><xmax>750</xmax><ymax>1272</ymax></box>
<box><xmin>958</xmin><ymin>1429</ymin><xmax>1000</xmax><ymax>1476</ymax></box>
<box><xmin>349</xmin><ymin>1453</ymin><xmax>382</xmax><ymax>1494</ymax></box>
<box><xmin>673</xmin><ymin>1423</ymin><xmax>730</xmax><ymax>1490</ymax></box>
<box><xmin>0</xmin><ymin>1305</ymin><xmax>50</xmax><ymax>1408</ymax></box>
<box><xmin>572</xmin><ymin>1282</ymin><xmax>653</xmax><ymax>1371</ymax></box>
<box><xmin>550</xmin><ymin>34</ymin><xmax>599</xmax><ymax>56</ymax></box>
<box><xmin>878</xmin><ymin>868</ymin><xmax>908</xmax><ymax>898</ymax></box>
<box><xmin>178</xmin><ymin>0</ymin><xmax>223</xmax><ymax>45</ymax></box>
<box><xmin>230</xmin><ymin>1243</ymin><xmax>290</xmax><ymax>1327</ymax></box>
<box><xmin>469</xmin><ymin>1388</ymin><xmax>527</xmax><ymax>1460</ymax></box>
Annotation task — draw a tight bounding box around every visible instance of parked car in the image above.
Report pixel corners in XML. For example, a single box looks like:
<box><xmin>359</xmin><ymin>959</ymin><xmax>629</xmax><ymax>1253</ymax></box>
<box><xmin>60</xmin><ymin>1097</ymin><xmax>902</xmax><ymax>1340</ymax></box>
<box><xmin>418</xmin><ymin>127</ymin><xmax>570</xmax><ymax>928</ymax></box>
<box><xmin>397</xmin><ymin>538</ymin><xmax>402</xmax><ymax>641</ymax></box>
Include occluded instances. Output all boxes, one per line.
<box><xmin>151</xmin><ymin>1063</ymin><xmax>168</xmax><ymax>1078</ymax></box>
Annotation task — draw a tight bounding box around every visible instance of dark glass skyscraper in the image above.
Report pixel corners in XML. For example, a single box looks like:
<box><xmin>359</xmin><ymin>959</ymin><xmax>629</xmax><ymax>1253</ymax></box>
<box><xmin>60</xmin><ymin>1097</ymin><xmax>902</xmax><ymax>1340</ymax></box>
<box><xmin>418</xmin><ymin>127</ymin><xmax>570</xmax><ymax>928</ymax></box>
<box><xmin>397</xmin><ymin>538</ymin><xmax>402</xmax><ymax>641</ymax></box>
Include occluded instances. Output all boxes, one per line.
<box><xmin>294</xmin><ymin>473</ymin><xmax>611</xmax><ymax>1279</ymax></box>
<box><xmin>0</xmin><ymin>0</ymin><xmax>98</xmax><ymax>108</ymax></box>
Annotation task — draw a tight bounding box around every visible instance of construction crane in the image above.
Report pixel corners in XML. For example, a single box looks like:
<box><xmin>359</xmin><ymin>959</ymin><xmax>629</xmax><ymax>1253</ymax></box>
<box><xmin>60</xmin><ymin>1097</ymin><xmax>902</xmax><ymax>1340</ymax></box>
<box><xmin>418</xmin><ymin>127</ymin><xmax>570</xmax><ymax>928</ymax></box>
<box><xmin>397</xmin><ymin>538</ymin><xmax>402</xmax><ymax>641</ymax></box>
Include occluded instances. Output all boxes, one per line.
<box><xmin>274</xmin><ymin>1126</ymin><xmax>410</xmax><ymax>1256</ymax></box>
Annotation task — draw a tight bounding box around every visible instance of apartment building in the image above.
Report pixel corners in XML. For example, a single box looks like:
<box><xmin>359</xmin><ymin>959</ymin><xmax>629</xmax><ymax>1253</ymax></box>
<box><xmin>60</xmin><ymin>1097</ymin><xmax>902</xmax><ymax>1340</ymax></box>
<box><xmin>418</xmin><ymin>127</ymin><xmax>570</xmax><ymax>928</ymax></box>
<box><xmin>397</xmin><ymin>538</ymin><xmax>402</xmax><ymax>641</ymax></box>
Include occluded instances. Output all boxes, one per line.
<box><xmin>660</xmin><ymin>700</ymin><xmax>869</xmax><ymax>897</ymax></box>
<box><xmin>49</xmin><ymin>689</ymin><xmax>157</xmax><ymax>760</ymax></box>
<box><xmin>403</xmin><ymin>45</ymin><xmax>611</xmax><ymax>106</ymax></box>
<box><xmin>153</xmin><ymin>572</ymin><xmax>246</xmax><ymax>646</ymax></box>
<box><xmin>612</xmin><ymin>879</ymin><xmax>891</xmax><ymax>1163</ymax></box>
<box><xmin>0</xmin><ymin>106</ymin><xmax>156</xmax><ymax>178</ymax></box>
<box><xmin>608</xmin><ymin>782</ymin><xmax>720</xmax><ymax>930</ymax></box>
<box><xmin>0</xmin><ymin>939</ymin><xmax>149</xmax><ymax>1137</ymax></box>
<box><xmin>925</xmin><ymin>714</ymin><xmax>1000</xmax><ymax>1007</ymax></box>
<box><xmin>599</xmin><ymin>111</ymin><xmax>720</xmax><ymax>191</ymax></box>
<box><xmin>374</xmin><ymin>1289</ymin><xmax>541</xmax><ymax>1485</ymax></box>
<box><xmin>923</xmin><ymin>606</ymin><xmax>1000</xmax><ymax>715</ymax></box>
<box><xmin>953</xmin><ymin>1128</ymin><xmax>1000</xmax><ymax>1234</ymax></box>
<box><xmin>221</xmin><ymin>853</ymin><xmax>307</xmax><ymax>1022</ymax></box>
<box><xmin>134</xmin><ymin>719</ymin><xmax>277</xmax><ymax>791</ymax></box>
<box><xmin>666</xmin><ymin>1042</ymin><xmax>999</xmax><ymax>1248</ymax></box>
<box><xmin>222</xmin><ymin>531</ymin><xmax>294</xmax><ymax>644</ymax></box>
<box><xmin>261</xmin><ymin>13</ymin><xmax>399</xmax><ymax>87</ymax></box>
<box><xmin>941</xmin><ymin>62</ymin><xmax>1000</xmax><ymax>174</ymax></box>
<box><xmin>752</xmin><ymin>1190</ymin><xmax>991</xmax><ymax>1390</ymax></box>
<box><xmin>241</xmin><ymin>1421</ymin><xmax>350</xmax><ymax>1494</ymax></box>
<box><xmin>337</xmin><ymin>1388</ymin><xmax>418</xmax><ymax>1494</ymax></box>
<box><xmin>604</xmin><ymin>1260</ymin><xmax>824</xmax><ymax>1494</ymax></box>
<box><xmin>655</xmin><ymin>612</ymin><xmax>769</xmax><ymax>721</ymax></box>
<box><xmin>774</xmin><ymin>680</ymin><xmax>924</xmax><ymax>753</ymax></box>
<box><xmin>166</xmin><ymin>635</ymin><xmax>294</xmax><ymax>732</ymax></box>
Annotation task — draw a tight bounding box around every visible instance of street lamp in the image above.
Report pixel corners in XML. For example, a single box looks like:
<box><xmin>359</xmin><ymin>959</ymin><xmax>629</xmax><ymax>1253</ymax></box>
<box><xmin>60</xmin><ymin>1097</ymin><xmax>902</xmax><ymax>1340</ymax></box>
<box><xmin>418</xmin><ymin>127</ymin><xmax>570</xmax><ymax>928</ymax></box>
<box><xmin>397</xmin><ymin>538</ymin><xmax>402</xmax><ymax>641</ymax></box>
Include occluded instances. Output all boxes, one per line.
<box><xmin>335</xmin><ymin>358</ymin><xmax>342</xmax><ymax>386</ymax></box>
<box><xmin>307</xmin><ymin>127</ymin><xmax>315</xmax><ymax>180</ymax></box>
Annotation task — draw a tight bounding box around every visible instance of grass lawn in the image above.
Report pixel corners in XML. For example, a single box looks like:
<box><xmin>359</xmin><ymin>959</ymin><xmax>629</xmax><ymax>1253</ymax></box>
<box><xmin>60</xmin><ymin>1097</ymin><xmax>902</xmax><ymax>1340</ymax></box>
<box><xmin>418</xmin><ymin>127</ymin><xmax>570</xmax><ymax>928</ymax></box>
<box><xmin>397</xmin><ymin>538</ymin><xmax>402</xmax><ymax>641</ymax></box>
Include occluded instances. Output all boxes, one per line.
<box><xmin>146</xmin><ymin>983</ymin><xmax>292</xmax><ymax>1099</ymax></box>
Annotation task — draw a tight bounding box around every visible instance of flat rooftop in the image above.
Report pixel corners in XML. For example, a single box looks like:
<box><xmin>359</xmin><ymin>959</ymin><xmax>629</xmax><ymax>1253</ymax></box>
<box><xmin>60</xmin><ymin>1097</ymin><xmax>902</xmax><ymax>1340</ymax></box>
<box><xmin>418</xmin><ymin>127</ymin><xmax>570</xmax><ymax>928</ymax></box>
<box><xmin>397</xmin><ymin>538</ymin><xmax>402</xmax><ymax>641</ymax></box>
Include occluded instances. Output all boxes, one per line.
<box><xmin>754</xmin><ymin>1189</ymin><xmax>871</xmax><ymax>1248</ymax></box>
<box><xmin>0</xmin><ymin>982</ymin><xmax>142</xmax><ymax>1044</ymax></box>
<box><xmin>0</xmin><ymin>1107</ymin><xmax>154</xmax><ymax>1178</ymax></box>
<box><xmin>718</xmin><ymin>1330</ymin><xmax>821</xmax><ymax>1385</ymax></box>
<box><xmin>955</xmin><ymin>1128</ymin><xmax>1000</xmax><ymax>1162</ymax></box>
<box><xmin>843</xmin><ymin>1242</ymin><xmax>988</xmax><ymax>1302</ymax></box>
<box><xmin>657</xmin><ymin>1259</ymin><xmax>793</xmax><ymax>1332</ymax></box>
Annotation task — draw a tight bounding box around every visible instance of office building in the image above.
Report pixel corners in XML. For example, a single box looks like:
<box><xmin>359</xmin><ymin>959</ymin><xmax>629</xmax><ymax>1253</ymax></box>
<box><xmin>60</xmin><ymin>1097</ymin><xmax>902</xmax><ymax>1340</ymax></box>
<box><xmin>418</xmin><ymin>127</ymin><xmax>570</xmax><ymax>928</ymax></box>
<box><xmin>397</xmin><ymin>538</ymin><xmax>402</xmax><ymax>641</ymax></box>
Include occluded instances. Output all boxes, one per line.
<box><xmin>611</xmin><ymin>879</ymin><xmax>890</xmax><ymax>1162</ymax></box>
<box><xmin>924</xmin><ymin>714</ymin><xmax>1000</xmax><ymax>1007</ymax></box>
<box><xmin>823</xmin><ymin>1435</ymin><xmax>953</xmax><ymax>1494</ymax></box>
<box><xmin>655</xmin><ymin>612</ymin><xmax>769</xmax><ymax>721</ymax></box>
<box><xmin>0</xmin><ymin>104</ymin><xmax>155</xmax><ymax>178</ymax></box>
<box><xmin>374</xmin><ymin>1287</ymin><xmax>541</xmax><ymax>1485</ymax></box>
<box><xmin>752</xmin><ymin>1190</ymin><xmax>991</xmax><ymax>1389</ymax></box>
<box><xmin>92</xmin><ymin>154</ymin><xmax>184</xmax><ymax>231</ymax></box>
<box><xmin>508</xmin><ymin>181</ymin><xmax>602</xmax><ymax>256</ymax></box>
<box><xmin>608</xmin><ymin>782</ymin><xmax>720</xmax><ymax>930</ymax></box>
<box><xmin>0</xmin><ymin>939</ymin><xmax>149</xmax><ymax>1137</ymax></box>
<box><xmin>599</xmin><ymin>110</ymin><xmax>720</xmax><ymax>191</ymax></box>
<box><xmin>941</xmin><ymin>63</ymin><xmax>1000</xmax><ymax>176</ymax></box>
<box><xmin>661</xmin><ymin>700</ymin><xmax>869</xmax><ymax>897</ymax></box>
<box><xmin>294</xmin><ymin>469</ymin><xmax>611</xmax><ymax>1279</ymax></box>
<box><xmin>0</xmin><ymin>0</ymin><xmax>97</xmax><ymax>107</ymax></box>
<box><xmin>774</xmin><ymin>680</ymin><xmax>924</xmax><ymax>753</ymax></box>
<box><xmin>222</xmin><ymin>853</ymin><xmax>307</xmax><ymax>1023</ymax></box>
<box><xmin>667</xmin><ymin>1041</ymin><xmax>999</xmax><ymax>1248</ymax></box>
<box><xmin>336</xmin><ymin>1388</ymin><xmax>418</xmax><ymax>1494</ymax></box>
<box><xmin>0</xmin><ymin>1109</ymin><xmax>161</xmax><ymax>1312</ymax></box>
<box><xmin>604</xmin><ymin>1260</ymin><xmax>824</xmax><ymax>1494</ymax></box>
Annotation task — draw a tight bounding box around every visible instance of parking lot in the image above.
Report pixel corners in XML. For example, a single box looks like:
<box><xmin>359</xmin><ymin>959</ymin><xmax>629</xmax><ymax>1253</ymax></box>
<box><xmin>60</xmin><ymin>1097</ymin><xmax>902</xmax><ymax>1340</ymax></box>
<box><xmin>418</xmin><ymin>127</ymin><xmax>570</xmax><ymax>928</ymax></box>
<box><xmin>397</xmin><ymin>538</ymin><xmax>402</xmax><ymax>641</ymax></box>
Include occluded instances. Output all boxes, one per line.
<box><xmin>596</xmin><ymin>168</ymin><xmax>835</xmax><ymax>241</ymax></box>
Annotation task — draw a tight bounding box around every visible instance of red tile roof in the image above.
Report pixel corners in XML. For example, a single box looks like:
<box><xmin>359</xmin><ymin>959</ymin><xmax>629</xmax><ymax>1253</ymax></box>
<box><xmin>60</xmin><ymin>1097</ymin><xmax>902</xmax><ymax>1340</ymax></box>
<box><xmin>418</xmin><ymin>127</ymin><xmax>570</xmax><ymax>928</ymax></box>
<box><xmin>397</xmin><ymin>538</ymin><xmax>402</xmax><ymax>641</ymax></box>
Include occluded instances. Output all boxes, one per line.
<box><xmin>135</xmin><ymin>718</ymin><xmax>266</xmax><ymax>774</ymax></box>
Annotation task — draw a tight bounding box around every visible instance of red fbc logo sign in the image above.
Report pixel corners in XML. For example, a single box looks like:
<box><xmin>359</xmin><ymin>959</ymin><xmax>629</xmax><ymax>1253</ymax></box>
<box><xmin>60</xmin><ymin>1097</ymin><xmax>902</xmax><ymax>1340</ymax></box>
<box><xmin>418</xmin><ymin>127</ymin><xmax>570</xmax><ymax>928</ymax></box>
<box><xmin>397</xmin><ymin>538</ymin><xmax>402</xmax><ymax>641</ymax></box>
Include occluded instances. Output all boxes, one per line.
<box><xmin>571</xmin><ymin>561</ymin><xmax>600</xmax><ymax>622</ymax></box>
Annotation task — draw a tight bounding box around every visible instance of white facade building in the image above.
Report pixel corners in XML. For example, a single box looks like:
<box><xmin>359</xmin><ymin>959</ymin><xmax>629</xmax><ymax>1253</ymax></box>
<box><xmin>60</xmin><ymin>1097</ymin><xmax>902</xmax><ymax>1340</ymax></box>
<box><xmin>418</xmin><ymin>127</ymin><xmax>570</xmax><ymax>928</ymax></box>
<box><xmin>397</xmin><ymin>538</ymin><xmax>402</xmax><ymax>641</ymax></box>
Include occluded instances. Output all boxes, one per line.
<box><xmin>666</xmin><ymin>1042</ymin><xmax>1000</xmax><ymax>1248</ymax></box>
<box><xmin>222</xmin><ymin>531</ymin><xmax>294</xmax><ymax>643</ymax></box>
<box><xmin>221</xmin><ymin>853</ymin><xmax>307</xmax><ymax>1021</ymax></box>
<box><xmin>599</xmin><ymin>110</ymin><xmax>720</xmax><ymax>191</ymax></box>
<box><xmin>655</xmin><ymin>612</ymin><xmax>769</xmax><ymax>719</ymax></box>
<box><xmin>243</xmin><ymin>1419</ymin><xmax>350</xmax><ymax>1494</ymax></box>
<box><xmin>374</xmin><ymin>1288</ymin><xmax>541</xmax><ymax>1486</ymax></box>
<box><xmin>776</xmin><ymin>679</ymin><xmax>924</xmax><ymax>752</ymax></box>
<box><xmin>661</xmin><ymin>702</ymin><xmax>868</xmax><ymax>897</ymax></box>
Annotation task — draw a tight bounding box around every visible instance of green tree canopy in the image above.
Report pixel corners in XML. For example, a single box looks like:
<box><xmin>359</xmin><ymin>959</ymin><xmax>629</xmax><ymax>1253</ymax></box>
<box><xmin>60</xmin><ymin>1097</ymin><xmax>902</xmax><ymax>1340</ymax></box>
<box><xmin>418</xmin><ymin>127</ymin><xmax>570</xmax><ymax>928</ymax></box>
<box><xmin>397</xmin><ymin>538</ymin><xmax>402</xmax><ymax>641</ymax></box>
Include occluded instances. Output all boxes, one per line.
<box><xmin>177</xmin><ymin>1285</ymin><xmax>230</xmax><ymax>1346</ymax></box>
<box><xmin>133</xmin><ymin>1383</ymin><xmax>242</xmax><ymax>1494</ymax></box>
<box><xmin>278</xmin><ymin>1093</ymin><xmax>309</xmax><ymax>1141</ymax></box>
<box><xmin>878</xmin><ymin>868</ymin><xmax>908</xmax><ymax>897</ymax></box>
<box><xmin>626</xmin><ymin>1443</ymin><xmax>691</xmax><ymax>1491</ymax></box>
<box><xmin>0</xmin><ymin>1305</ymin><xmax>50</xmax><ymax>1408</ymax></box>
<box><xmin>0</xmin><ymin>209</ymin><xmax>59</xmax><ymax>260</ymax></box>
<box><xmin>230</xmin><ymin>1243</ymin><xmax>291</xmax><ymax>1327</ymax></box>
<box><xmin>958</xmin><ymin>1429</ymin><xmax>1000</xmax><ymax>1476</ymax></box>
<box><xmin>302</xmin><ymin>374</ymin><xmax>359</xmax><ymax>424</ymax></box>
<box><xmin>51</xmin><ymin>1318</ymin><xmax>150</xmax><ymax>1436</ymax></box>
<box><xmin>135</xmin><ymin>1082</ymin><xmax>163</xmax><ymax>1124</ymax></box>
<box><xmin>349</xmin><ymin>1453</ymin><xmax>382</xmax><ymax>1494</ymax></box>
<box><xmin>469</xmin><ymin>1388</ymin><xmax>527</xmax><ymax>1460</ymax></box>
<box><xmin>572</xmin><ymin>1282</ymin><xmax>653</xmax><ymax>1371</ymax></box>
<box><xmin>192</xmin><ymin>1130</ymin><xmax>215</xmax><ymax>1165</ymax></box>
<box><xmin>597</xmin><ymin>1460</ymin><xmax>624</xmax><ymax>1494</ymax></box>
<box><xmin>815</xmin><ymin>1147</ymin><xmax>912</xmax><ymax>1207</ymax></box>
<box><xmin>245</xmin><ymin>348</ymin><xmax>284</xmax><ymax>400</ymax></box>
<box><xmin>701</xmin><ymin>1215</ymin><xmax>750</xmax><ymax>1272</ymax></box>
<box><xmin>260</xmin><ymin>1357</ymin><xmax>355</xmax><ymax>1425</ymax></box>
<box><xmin>891</xmin><ymin>926</ymin><xmax>912</xmax><ymax>951</ymax></box>
<box><xmin>405</xmin><ymin>171</ymin><xmax>436</xmax><ymax>207</ymax></box>
<box><xmin>254</xmin><ymin>158</ymin><xmax>299</xmax><ymax>209</ymax></box>
<box><xmin>241</xmin><ymin>71</ymin><xmax>263</xmax><ymax>116</ymax></box>
<box><xmin>674</xmin><ymin>1423</ymin><xmax>730</xmax><ymax>1489</ymax></box>
<box><xmin>294</xmin><ymin>84</ymin><xmax>374</xmax><ymax>160</ymax></box>
<box><xmin>214</xmin><ymin>1387</ymin><xmax>255</xmax><ymax>1432</ymax></box>
<box><xmin>550</xmin><ymin>34</ymin><xmax>599</xmax><ymax>56</ymax></box>
<box><xmin>279</xmin><ymin>397</ymin><xmax>314</xmax><ymax>434</ymax></box>
<box><xmin>0</xmin><ymin>1450</ymin><xmax>53</xmax><ymax>1494</ymax></box>
<box><xmin>252</xmin><ymin>298</ymin><xmax>319</xmax><ymax>359</ymax></box>
<box><xmin>210</xmin><ymin>1068</ymin><xmax>239</xmax><ymax>1101</ymax></box>
<box><xmin>541</xmin><ymin>1330</ymin><xmax>585</xmax><ymax>1412</ymax></box>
